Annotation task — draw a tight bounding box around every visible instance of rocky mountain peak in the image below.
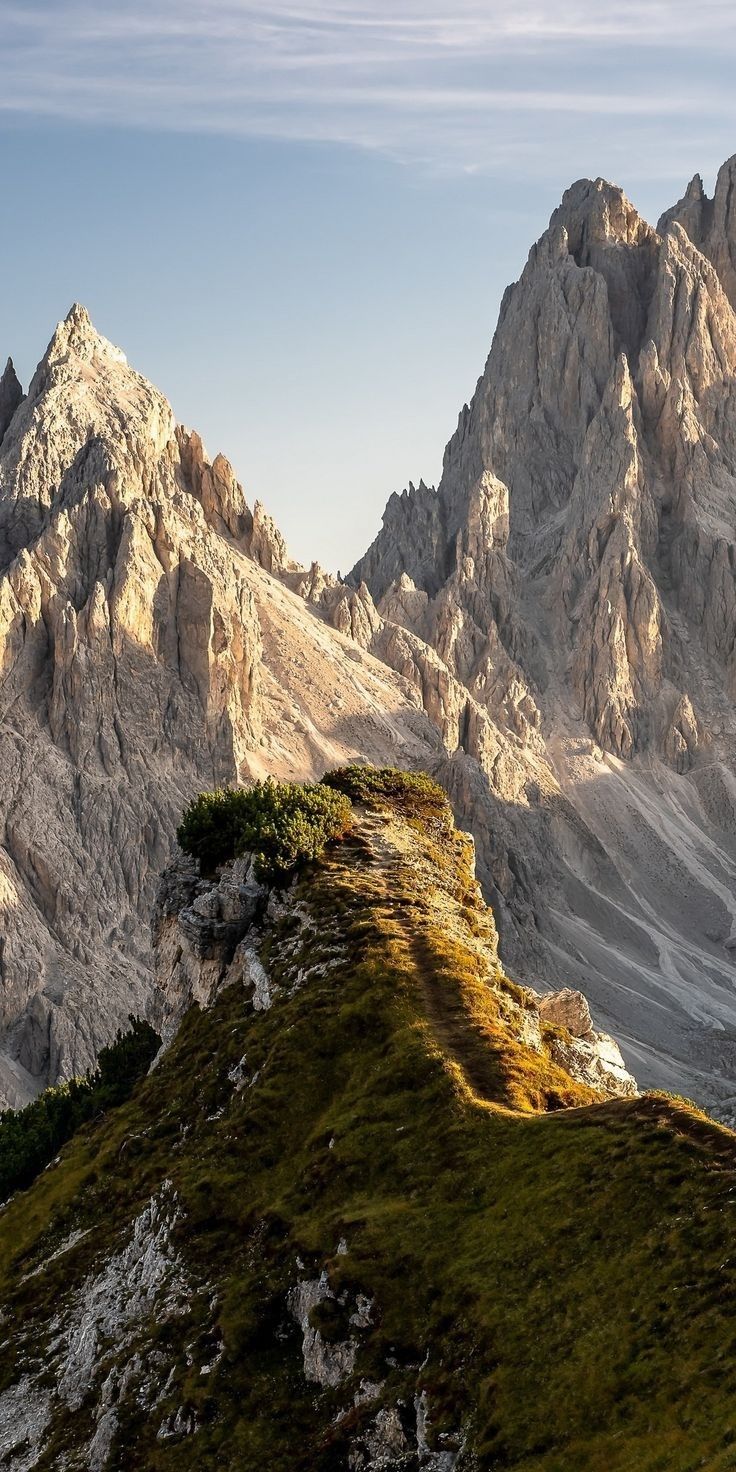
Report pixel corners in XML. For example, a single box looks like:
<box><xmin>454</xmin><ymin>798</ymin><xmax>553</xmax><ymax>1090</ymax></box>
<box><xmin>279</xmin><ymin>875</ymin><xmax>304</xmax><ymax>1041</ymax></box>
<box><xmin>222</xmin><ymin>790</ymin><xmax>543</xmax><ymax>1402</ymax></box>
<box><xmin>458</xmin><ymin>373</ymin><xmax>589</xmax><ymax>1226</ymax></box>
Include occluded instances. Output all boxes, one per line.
<box><xmin>552</xmin><ymin>174</ymin><xmax>655</xmax><ymax>252</ymax></box>
<box><xmin>38</xmin><ymin>301</ymin><xmax>127</xmax><ymax>377</ymax></box>
<box><xmin>0</xmin><ymin>355</ymin><xmax>22</xmax><ymax>445</ymax></box>
<box><xmin>0</xmin><ymin>306</ymin><xmax>461</xmax><ymax>1109</ymax></box>
<box><xmin>658</xmin><ymin>154</ymin><xmax>736</xmax><ymax>310</ymax></box>
<box><xmin>0</xmin><ymin>305</ymin><xmax>175</xmax><ymax>567</ymax></box>
<box><xmin>548</xmin><ymin>176</ymin><xmax>659</xmax><ymax>356</ymax></box>
<box><xmin>349</xmin><ymin>156</ymin><xmax>736</xmax><ymax>1116</ymax></box>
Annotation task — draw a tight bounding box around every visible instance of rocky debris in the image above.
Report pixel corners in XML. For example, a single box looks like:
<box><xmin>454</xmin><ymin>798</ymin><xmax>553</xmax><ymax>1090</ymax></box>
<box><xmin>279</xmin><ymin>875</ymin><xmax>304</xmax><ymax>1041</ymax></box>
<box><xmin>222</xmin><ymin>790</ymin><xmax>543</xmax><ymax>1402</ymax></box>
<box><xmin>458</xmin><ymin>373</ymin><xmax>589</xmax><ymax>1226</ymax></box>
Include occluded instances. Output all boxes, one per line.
<box><xmin>0</xmin><ymin>1184</ymin><xmax>191</xmax><ymax>1470</ymax></box>
<box><xmin>538</xmin><ymin>988</ymin><xmax>637</xmax><ymax>1098</ymax></box>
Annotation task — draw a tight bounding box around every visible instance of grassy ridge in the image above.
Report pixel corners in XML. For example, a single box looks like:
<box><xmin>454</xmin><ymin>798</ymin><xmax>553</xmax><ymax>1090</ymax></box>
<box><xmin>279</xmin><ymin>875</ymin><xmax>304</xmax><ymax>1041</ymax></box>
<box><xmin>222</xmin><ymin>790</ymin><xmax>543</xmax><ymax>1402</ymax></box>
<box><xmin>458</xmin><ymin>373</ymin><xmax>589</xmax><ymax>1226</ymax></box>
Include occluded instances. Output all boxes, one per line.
<box><xmin>1</xmin><ymin>771</ymin><xmax>735</xmax><ymax>1469</ymax></box>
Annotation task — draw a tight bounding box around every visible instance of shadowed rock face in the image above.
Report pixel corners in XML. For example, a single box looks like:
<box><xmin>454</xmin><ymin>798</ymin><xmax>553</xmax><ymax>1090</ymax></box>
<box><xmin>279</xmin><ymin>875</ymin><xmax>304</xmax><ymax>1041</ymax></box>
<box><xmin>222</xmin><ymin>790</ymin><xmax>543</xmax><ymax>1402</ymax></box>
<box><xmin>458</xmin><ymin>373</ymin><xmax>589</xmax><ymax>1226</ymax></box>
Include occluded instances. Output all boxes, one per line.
<box><xmin>0</xmin><ymin>359</ymin><xmax>22</xmax><ymax>446</ymax></box>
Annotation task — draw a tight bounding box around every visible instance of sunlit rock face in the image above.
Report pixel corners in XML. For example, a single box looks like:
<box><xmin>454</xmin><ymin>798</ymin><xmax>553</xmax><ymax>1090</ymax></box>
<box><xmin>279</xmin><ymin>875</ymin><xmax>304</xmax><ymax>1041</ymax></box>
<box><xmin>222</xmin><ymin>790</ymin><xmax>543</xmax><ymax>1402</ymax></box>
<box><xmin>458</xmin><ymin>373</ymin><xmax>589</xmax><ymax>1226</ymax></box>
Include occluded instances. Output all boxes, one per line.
<box><xmin>349</xmin><ymin>159</ymin><xmax>736</xmax><ymax>1117</ymax></box>
<box><xmin>0</xmin><ymin>307</ymin><xmax>449</xmax><ymax>1106</ymax></box>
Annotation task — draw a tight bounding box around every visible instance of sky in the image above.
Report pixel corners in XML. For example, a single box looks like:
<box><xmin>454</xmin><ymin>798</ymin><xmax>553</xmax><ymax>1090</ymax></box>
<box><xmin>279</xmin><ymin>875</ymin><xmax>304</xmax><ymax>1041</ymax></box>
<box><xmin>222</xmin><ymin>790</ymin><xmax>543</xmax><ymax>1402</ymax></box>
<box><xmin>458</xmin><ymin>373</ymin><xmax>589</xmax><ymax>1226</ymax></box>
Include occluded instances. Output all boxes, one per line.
<box><xmin>1</xmin><ymin>1</ymin><xmax>736</xmax><ymax>570</ymax></box>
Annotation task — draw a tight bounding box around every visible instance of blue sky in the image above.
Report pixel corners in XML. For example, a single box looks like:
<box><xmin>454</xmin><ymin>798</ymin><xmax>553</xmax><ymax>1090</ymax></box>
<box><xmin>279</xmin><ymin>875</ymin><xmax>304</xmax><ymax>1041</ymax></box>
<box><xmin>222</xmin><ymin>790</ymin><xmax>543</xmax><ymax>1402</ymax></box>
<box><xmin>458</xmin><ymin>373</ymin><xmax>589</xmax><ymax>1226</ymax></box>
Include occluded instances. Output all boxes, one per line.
<box><xmin>2</xmin><ymin>1</ymin><xmax>736</xmax><ymax>569</ymax></box>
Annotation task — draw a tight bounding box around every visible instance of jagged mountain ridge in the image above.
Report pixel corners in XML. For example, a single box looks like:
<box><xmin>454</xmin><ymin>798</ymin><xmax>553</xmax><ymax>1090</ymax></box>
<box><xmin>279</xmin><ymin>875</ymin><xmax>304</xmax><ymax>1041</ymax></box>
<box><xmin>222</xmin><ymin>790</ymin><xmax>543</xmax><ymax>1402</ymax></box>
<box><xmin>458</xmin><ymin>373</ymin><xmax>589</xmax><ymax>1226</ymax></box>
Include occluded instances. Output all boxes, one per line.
<box><xmin>0</xmin><ymin>308</ymin><xmax>464</xmax><ymax>1107</ymax></box>
<box><xmin>345</xmin><ymin>156</ymin><xmax>736</xmax><ymax>1117</ymax></box>
<box><xmin>0</xmin><ymin>779</ymin><xmax>730</xmax><ymax>1472</ymax></box>
<box><xmin>352</xmin><ymin>159</ymin><xmax>736</xmax><ymax>761</ymax></box>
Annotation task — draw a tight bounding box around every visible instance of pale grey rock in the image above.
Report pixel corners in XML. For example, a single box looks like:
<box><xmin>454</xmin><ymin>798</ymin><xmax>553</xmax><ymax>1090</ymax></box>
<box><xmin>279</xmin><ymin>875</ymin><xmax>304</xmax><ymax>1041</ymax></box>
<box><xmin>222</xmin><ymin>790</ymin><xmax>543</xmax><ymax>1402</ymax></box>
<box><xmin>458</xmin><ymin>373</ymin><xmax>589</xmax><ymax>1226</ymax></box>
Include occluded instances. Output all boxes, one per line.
<box><xmin>349</xmin><ymin>158</ymin><xmax>736</xmax><ymax>1113</ymax></box>
<box><xmin>0</xmin><ymin>1184</ymin><xmax>190</xmax><ymax>1470</ymax></box>
<box><xmin>559</xmin><ymin>355</ymin><xmax>663</xmax><ymax>757</ymax></box>
<box><xmin>352</xmin><ymin>479</ymin><xmax>444</xmax><ymax>602</ymax></box>
<box><xmin>349</xmin><ymin>1390</ymin><xmax>462</xmax><ymax>1471</ymax></box>
<box><xmin>52</xmin><ymin>1185</ymin><xmax>187</xmax><ymax>1412</ymax></box>
<box><xmin>659</xmin><ymin>155</ymin><xmax>736</xmax><ymax>312</ymax></box>
<box><xmin>664</xmin><ymin>694</ymin><xmax>699</xmax><ymax>773</ymax></box>
<box><xmin>151</xmin><ymin>853</ymin><xmax>267</xmax><ymax>1044</ymax></box>
<box><xmin>0</xmin><ymin>1378</ymin><xmax>52</xmax><ymax>1472</ymax></box>
<box><xmin>242</xmin><ymin>940</ymin><xmax>274</xmax><ymax>1011</ymax></box>
<box><xmin>289</xmin><ymin>1272</ymin><xmax>357</xmax><ymax>1388</ymax></box>
<box><xmin>349</xmin><ymin>1407</ymin><xmax>409</xmax><ymax>1470</ymax></box>
<box><xmin>538</xmin><ymin>988</ymin><xmax>637</xmax><ymax>1097</ymax></box>
<box><xmin>0</xmin><ymin>308</ymin><xmax>453</xmax><ymax>1106</ymax></box>
<box><xmin>415</xmin><ymin>1390</ymin><xmax>462</xmax><ymax>1471</ymax></box>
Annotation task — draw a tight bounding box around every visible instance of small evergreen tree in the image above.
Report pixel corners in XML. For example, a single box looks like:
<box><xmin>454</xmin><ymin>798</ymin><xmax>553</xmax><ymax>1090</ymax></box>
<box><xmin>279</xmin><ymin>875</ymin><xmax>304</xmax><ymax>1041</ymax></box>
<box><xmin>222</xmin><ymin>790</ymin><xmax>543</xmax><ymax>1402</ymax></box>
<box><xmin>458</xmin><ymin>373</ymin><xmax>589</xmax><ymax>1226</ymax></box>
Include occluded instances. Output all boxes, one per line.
<box><xmin>0</xmin><ymin>1017</ymin><xmax>159</xmax><ymax>1203</ymax></box>
<box><xmin>177</xmin><ymin>779</ymin><xmax>352</xmax><ymax>882</ymax></box>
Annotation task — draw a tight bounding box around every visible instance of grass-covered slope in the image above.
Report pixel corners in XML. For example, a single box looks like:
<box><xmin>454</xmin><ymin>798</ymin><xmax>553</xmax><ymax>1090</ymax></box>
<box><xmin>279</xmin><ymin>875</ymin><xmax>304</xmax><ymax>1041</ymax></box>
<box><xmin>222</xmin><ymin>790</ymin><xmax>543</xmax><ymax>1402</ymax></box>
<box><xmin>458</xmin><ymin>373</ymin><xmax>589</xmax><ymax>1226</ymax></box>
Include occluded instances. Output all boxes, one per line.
<box><xmin>1</xmin><ymin>772</ymin><xmax>736</xmax><ymax>1470</ymax></box>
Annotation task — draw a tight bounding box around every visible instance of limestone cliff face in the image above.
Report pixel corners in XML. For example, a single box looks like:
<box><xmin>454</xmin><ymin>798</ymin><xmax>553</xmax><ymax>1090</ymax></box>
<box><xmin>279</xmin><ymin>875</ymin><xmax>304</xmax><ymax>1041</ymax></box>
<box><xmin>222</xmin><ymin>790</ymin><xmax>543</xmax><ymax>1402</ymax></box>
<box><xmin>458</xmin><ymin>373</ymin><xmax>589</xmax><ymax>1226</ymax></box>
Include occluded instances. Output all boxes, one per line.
<box><xmin>350</xmin><ymin>166</ymin><xmax>736</xmax><ymax>767</ymax></box>
<box><xmin>349</xmin><ymin>158</ymin><xmax>736</xmax><ymax>1117</ymax></box>
<box><xmin>0</xmin><ymin>309</ymin><xmax>450</xmax><ymax>1106</ymax></box>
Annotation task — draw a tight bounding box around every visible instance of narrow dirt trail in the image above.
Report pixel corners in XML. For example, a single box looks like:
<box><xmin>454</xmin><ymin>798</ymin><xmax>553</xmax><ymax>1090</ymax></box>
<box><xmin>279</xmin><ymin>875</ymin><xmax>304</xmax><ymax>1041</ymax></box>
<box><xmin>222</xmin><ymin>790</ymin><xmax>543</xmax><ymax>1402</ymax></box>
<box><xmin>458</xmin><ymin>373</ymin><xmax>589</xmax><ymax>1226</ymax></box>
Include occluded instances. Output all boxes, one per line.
<box><xmin>356</xmin><ymin>808</ymin><xmax>507</xmax><ymax>1103</ymax></box>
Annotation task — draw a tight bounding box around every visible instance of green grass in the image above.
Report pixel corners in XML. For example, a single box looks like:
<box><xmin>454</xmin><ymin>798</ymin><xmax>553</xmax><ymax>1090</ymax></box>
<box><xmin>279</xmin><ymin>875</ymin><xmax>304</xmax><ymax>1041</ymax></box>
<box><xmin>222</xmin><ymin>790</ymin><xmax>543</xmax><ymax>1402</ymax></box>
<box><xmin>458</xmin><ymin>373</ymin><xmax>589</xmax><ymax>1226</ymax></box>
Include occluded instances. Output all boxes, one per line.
<box><xmin>2</xmin><ymin>770</ymin><xmax>736</xmax><ymax>1470</ymax></box>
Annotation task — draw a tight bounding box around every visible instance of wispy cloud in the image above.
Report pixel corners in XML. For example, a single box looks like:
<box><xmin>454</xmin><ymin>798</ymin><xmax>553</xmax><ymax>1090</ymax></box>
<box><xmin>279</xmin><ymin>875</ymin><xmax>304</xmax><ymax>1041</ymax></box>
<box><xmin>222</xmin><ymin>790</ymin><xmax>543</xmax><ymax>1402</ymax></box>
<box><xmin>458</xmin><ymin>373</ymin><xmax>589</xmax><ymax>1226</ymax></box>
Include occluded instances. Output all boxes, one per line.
<box><xmin>2</xmin><ymin>1</ymin><xmax>735</xmax><ymax>174</ymax></box>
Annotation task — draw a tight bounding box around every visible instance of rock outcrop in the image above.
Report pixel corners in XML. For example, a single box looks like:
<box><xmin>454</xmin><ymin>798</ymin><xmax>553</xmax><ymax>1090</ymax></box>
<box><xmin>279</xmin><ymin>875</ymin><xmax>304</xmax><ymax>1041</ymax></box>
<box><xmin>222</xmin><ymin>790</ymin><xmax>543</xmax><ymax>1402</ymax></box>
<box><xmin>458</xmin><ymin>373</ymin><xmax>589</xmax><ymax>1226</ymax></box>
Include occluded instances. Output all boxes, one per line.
<box><xmin>538</xmin><ymin>987</ymin><xmax>636</xmax><ymax>1098</ymax></box>
<box><xmin>0</xmin><ymin>358</ymin><xmax>22</xmax><ymax>445</ymax></box>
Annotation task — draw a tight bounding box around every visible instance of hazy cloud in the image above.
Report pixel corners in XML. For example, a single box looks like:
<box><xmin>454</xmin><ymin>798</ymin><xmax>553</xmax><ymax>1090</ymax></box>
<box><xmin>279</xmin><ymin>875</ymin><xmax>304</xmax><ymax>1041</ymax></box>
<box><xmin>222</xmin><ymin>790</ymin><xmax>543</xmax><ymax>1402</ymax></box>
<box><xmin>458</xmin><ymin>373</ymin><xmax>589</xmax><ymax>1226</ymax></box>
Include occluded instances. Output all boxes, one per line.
<box><xmin>2</xmin><ymin>1</ymin><xmax>735</xmax><ymax>174</ymax></box>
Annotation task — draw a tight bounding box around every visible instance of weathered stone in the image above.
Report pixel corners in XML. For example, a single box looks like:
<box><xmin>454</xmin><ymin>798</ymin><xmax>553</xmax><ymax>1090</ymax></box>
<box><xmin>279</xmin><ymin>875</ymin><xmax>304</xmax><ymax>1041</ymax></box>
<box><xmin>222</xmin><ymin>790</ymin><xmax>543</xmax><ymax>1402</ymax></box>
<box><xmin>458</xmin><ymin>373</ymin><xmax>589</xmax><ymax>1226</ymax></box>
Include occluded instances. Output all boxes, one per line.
<box><xmin>0</xmin><ymin>308</ymin><xmax>450</xmax><ymax>1105</ymax></box>
<box><xmin>348</xmin><ymin>159</ymin><xmax>736</xmax><ymax>1114</ymax></box>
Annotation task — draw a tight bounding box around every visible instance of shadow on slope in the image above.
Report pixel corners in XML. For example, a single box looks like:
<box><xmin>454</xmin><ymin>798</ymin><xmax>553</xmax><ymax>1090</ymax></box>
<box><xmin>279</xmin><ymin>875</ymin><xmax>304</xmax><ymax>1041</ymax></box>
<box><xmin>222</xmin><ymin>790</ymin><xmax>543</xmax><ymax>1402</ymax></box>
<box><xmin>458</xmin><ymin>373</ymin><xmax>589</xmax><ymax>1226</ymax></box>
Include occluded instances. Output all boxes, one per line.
<box><xmin>1</xmin><ymin>779</ymin><xmax>735</xmax><ymax>1469</ymax></box>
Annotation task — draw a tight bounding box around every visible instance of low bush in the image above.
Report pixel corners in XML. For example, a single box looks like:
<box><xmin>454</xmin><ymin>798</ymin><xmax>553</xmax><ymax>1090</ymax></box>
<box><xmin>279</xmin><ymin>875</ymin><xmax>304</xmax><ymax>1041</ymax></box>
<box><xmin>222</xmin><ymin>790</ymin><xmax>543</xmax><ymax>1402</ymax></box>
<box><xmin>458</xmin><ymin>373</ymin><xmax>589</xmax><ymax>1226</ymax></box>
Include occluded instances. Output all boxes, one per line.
<box><xmin>177</xmin><ymin>779</ymin><xmax>352</xmax><ymax>883</ymax></box>
<box><xmin>0</xmin><ymin>1016</ymin><xmax>159</xmax><ymax>1203</ymax></box>
<box><xmin>322</xmin><ymin>765</ymin><xmax>452</xmax><ymax>829</ymax></box>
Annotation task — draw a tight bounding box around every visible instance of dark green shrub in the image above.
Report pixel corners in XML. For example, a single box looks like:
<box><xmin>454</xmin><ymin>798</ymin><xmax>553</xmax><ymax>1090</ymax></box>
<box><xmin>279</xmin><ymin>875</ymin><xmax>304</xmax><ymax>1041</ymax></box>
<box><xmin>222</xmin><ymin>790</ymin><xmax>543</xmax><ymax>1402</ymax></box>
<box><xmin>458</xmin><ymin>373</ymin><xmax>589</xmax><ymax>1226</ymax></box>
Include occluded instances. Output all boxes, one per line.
<box><xmin>0</xmin><ymin>1017</ymin><xmax>159</xmax><ymax>1204</ymax></box>
<box><xmin>176</xmin><ymin>787</ymin><xmax>255</xmax><ymax>876</ymax></box>
<box><xmin>95</xmin><ymin>1017</ymin><xmax>162</xmax><ymax>1108</ymax></box>
<box><xmin>177</xmin><ymin>779</ymin><xmax>352</xmax><ymax>883</ymax></box>
<box><xmin>322</xmin><ymin>765</ymin><xmax>452</xmax><ymax>829</ymax></box>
